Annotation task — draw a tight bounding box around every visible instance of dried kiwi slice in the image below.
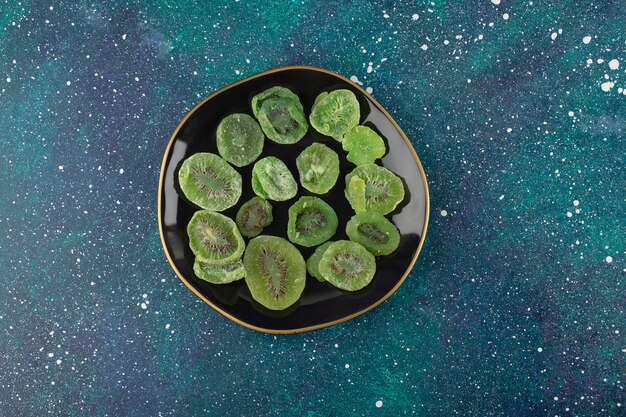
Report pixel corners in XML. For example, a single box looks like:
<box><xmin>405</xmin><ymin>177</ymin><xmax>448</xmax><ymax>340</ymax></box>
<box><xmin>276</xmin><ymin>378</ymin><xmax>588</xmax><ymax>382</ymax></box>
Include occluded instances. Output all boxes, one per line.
<box><xmin>342</xmin><ymin>126</ymin><xmax>386</xmax><ymax>165</ymax></box>
<box><xmin>345</xmin><ymin>164</ymin><xmax>405</xmax><ymax>215</ymax></box>
<box><xmin>235</xmin><ymin>196</ymin><xmax>273</xmax><ymax>238</ymax></box>
<box><xmin>216</xmin><ymin>113</ymin><xmax>264</xmax><ymax>167</ymax></box>
<box><xmin>346</xmin><ymin>212</ymin><xmax>400</xmax><ymax>256</ymax></box>
<box><xmin>251</xmin><ymin>86</ymin><xmax>304</xmax><ymax>118</ymax></box>
<box><xmin>318</xmin><ymin>240</ymin><xmax>376</xmax><ymax>291</ymax></box>
<box><xmin>252</xmin><ymin>156</ymin><xmax>298</xmax><ymax>201</ymax></box>
<box><xmin>243</xmin><ymin>236</ymin><xmax>306</xmax><ymax>310</ymax></box>
<box><xmin>257</xmin><ymin>97</ymin><xmax>308</xmax><ymax>144</ymax></box>
<box><xmin>187</xmin><ymin>210</ymin><xmax>245</xmax><ymax>265</ymax></box>
<box><xmin>296</xmin><ymin>143</ymin><xmax>340</xmax><ymax>194</ymax></box>
<box><xmin>193</xmin><ymin>258</ymin><xmax>246</xmax><ymax>284</ymax></box>
<box><xmin>309</xmin><ymin>89</ymin><xmax>360</xmax><ymax>140</ymax></box>
<box><xmin>287</xmin><ymin>196</ymin><xmax>338</xmax><ymax>247</ymax></box>
<box><xmin>306</xmin><ymin>241</ymin><xmax>333</xmax><ymax>282</ymax></box>
<box><xmin>178</xmin><ymin>153</ymin><xmax>242</xmax><ymax>211</ymax></box>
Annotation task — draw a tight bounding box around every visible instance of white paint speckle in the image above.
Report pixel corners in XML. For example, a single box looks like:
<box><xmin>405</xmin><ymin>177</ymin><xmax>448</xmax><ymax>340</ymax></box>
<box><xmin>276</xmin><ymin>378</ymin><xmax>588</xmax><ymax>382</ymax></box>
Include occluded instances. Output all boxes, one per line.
<box><xmin>412</xmin><ymin>13</ymin><xmax>419</xmax><ymax>20</ymax></box>
<box><xmin>608</xmin><ymin>59</ymin><xmax>620</xmax><ymax>70</ymax></box>
<box><xmin>122</xmin><ymin>34</ymin><xmax>127</xmax><ymax>40</ymax></box>
<box><xmin>499</xmin><ymin>195</ymin><xmax>505</xmax><ymax>200</ymax></box>
<box><xmin>568</xmin><ymin>111</ymin><xmax>574</xmax><ymax>117</ymax></box>
<box><xmin>551</xmin><ymin>32</ymin><xmax>557</xmax><ymax>40</ymax></box>
<box><xmin>6</xmin><ymin>77</ymin><xmax>10</xmax><ymax>83</ymax></box>
<box><xmin>491</xmin><ymin>0</ymin><xmax>500</xmax><ymax>4</ymax></box>
<box><xmin>134</xmin><ymin>76</ymin><xmax>139</xmax><ymax>81</ymax></box>
<box><xmin>66</xmin><ymin>80</ymin><xmax>71</xmax><ymax>86</ymax></box>
<box><xmin>366</xmin><ymin>64</ymin><xmax>373</xmax><ymax>73</ymax></box>
<box><xmin>537</xmin><ymin>347</ymin><xmax>543</xmax><ymax>352</ymax></box>
<box><xmin>601</xmin><ymin>81</ymin><xmax>614</xmax><ymax>92</ymax></box>
<box><xmin>582</xmin><ymin>36</ymin><xmax>591</xmax><ymax>44</ymax></box>
<box><xmin>58</xmin><ymin>165</ymin><xmax>64</xmax><ymax>171</ymax></box>
<box><xmin>440</xmin><ymin>210</ymin><xmax>448</xmax><ymax>217</ymax></box>
<box><xmin>375</xmin><ymin>400</ymin><xmax>383</xmax><ymax>408</ymax></box>
<box><xmin>141</xmin><ymin>303</ymin><xmax>147</xmax><ymax>309</ymax></box>
<box><xmin>119</xmin><ymin>168</ymin><xmax>124</xmax><ymax>174</ymax></box>
<box><xmin>165</xmin><ymin>323</ymin><xmax>171</xmax><ymax>329</ymax></box>
<box><xmin>365</xmin><ymin>86</ymin><xmax>373</xmax><ymax>94</ymax></box>
<box><xmin>345</xmin><ymin>364</ymin><xmax>350</xmax><ymax>369</ymax></box>
<box><xmin>507</xmin><ymin>127</ymin><xmax>512</xmax><ymax>133</ymax></box>
<box><xmin>606</xmin><ymin>256</ymin><xmax>613</xmax><ymax>264</ymax></box>
<box><xmin>420</xmin><ymin>44</ymin><xmax>428</xmax><ymax>51</ymax></box>
<box><xmin>503</xmin><ymin>13</ymin><xmax>509</xmax><ymax>20</ymax></box>
<box><xmin>567</xmin><ymin>211</ymin><xmax>573</xmax><ymax>218</ymax></box>
<box><xmin>573</xmin><ymin>200</ymin><xmax>579</xmax><ymax>206</ymax></box>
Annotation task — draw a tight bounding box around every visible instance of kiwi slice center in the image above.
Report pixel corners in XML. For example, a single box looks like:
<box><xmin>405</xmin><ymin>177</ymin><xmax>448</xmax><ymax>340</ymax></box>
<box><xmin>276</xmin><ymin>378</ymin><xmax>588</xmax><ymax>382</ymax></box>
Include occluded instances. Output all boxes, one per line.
<box><xmin>295</xmin><ymin>207</ymin><xmax>325</xmax><ymax>234</ymax></box>
<box><xmin>198</xmin><ymin>219</ymin><xmax>234</xmax><ymax>254</ymax></box>
<box><xmin>259</xmin><ymin>248</ymin><xmax>288</xmax><ymax>297</ymax></box>
<box><xmin>268</xmin><ymin>106</ymin><xmax>298</xmax><ymax>134</ymax></box>
<box><xmin>357</xmin><ymin>223</ymin><xmax>389</xmax><ymax>244</ymax></box>
<box><xmin>242</xmin><ymin>204</ymin><xmax>268</xmax><ymax>230</ymax></box>
<box><xmin>192</xmin><ymin>166</ymin><xmax>230</xmax><ymax>197</ymax></box>
<box><xmin>330</xmin><ymin>253</ymin><xmax>365</xmax><ymax>280</ymax></box>
<box><xmin>365</xmin><ymin>178</ymin><xmax>390</xmax><ymax>202</ymax></box>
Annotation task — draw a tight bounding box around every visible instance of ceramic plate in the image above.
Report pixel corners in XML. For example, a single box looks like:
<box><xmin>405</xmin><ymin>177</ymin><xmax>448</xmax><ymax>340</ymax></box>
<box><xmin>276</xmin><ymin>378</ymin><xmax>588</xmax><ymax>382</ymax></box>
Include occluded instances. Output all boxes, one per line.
<box><xmin>158</xmin><ymin>65</ymin><xmax>429</xmax><ymax>333</ymax></box>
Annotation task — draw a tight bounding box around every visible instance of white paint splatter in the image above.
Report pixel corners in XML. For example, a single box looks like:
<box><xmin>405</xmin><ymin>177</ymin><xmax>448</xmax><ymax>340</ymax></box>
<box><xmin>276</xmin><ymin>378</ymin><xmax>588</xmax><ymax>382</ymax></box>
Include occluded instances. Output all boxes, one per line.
<box><xmin>375</xmin><ymin>400</ymin><xmax>383</xmax><ymax>408</ymax></box>
<box><xmin>551</xmin><ymin>32</ymin><xmax>557</xmax><ymax>40</ymax></box>
<box><xmin>573</xmin><ymin>200</ymin><xmax>579</xmax><ymax>206</ymax></box>
<box><xmin>66</xmin><ymin>80</ymin><xmax>71</xmax><ymax>86</ymax></box>
<box><xmin>365</xmin><ymin>86</ymin><xmax>373</xmax><ymax>94</ymax></box>
<box><xmin>606</xmin><ymin>256</ymin><xmax>613</xmax><ymax>263</ymax></box>
<box><xmin>537</xmin><ymin>347</ymin><xmax>543</xmax><ymax>352</ymax></box>
<box><xmin>412</xmin><ymin>13</ymin><xmax>419</xmax><ymax>20</ymax></box>
<box><xmin>420</xmin><ymin>44</ymin><xmax>428</xmax><ymax>51</ymax></box>
<box><xmin>567</xmin><ymin>211</ymin><xmax>573</xmax><ymax>217</ymax></box>
<box><xmin>491</xmin><ymin>0</ymin><xmax>500</xmax><ymax>4</ymax></box>
<box><xmin>601</xmin><ymin>81</ymin><xmax>614</xmax><ymax>92</ymax></box>
<box><xmin>119</xmin><ymin>168</ymin><xmax>124</xmax><ymax>174</ymax></box>
<box><xmin>503</xmin><ymin>13</ymin><xmax>509</xmax><ymax>20</ymax></box>
<box><xmin>568</xmin><ymin>111</ymin><xmax>574</xmax><ymax>117</ymax></box>
<box><xmin>608</xmin><ymin>59</ymin><xmax>620</xmax><ymax>70</ymax></box>
<box><xmin>440</xmin><ymin>210</ymin><xmax>448</xmax><ymax>217</ymax></box>
<box><xmin>345</xmin><ymin>364</ymin><xmax>350</xmax><ymax>369</ymax></box>
<box><xmin>582</xmin><ymin>36</ymin><xmax>591</xmax><ymax>44</ymax></box>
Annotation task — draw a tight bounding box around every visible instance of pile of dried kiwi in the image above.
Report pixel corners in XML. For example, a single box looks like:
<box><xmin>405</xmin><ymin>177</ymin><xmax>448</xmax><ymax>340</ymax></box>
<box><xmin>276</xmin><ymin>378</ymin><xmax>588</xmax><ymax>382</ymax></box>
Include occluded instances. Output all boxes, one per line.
<box><xmin>177</xmin><ymin>87</ymin><xmax>405</xmax><ymax>311</ymax></box>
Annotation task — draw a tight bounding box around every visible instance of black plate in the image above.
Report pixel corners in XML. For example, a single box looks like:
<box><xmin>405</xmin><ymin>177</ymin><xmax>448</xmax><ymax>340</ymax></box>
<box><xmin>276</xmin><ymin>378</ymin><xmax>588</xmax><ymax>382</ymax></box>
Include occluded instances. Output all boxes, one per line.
<box><xmin>158</xmin><ymin>66</ymin><xmax>429</xmax><ymax>333</ymax></box>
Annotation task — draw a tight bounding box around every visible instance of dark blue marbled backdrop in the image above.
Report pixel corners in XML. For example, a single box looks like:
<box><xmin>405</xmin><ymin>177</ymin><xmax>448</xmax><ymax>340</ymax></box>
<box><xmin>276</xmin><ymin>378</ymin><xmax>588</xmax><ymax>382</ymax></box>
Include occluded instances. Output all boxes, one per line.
<box><xmin>0</xmin><ymin>1</ymin><xmax>624</xmax><ymax>416</ymax></box>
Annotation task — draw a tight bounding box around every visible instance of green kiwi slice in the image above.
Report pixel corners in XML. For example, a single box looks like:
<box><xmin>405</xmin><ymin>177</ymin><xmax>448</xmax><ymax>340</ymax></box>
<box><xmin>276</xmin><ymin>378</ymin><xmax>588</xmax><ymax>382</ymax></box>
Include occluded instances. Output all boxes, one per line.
<box><xmin>309</xmin><ymin>89</ymin><xmax>360</xmax><ymax>140</ymax></box>
<box><xmin>342</xmin><ymin>126</ymin><xmax>386</xmax><ymax>165</ymax></box>
<box><xmin>178</xmin><ymin>153</ymin><xmax>242</xmax><ymax>211</ymax></box>
<box><xmin>346</xmin><ymin>212</ymin><xmax>400</xmax><ymax>256</ymax></box>
<box><xmin>251</xmin><ymin>156</ymin><xmax>298</xmax><ymax>201</ymax></box>
<box><xmin>187</xmin><ymin>210</ymin><xmax>245</xmax><ymax>265</ymax></box>
<box><xmin>193</xmin><ymin>258</ymin><xmax>246</xmax><ymax>284</ymax></box>
<box><xmin>216</xmin><ymin>113</ymin><xmax>264</xmax><ymax>167</ymax></box>
<box><xmin>251</xmin><ymin>86</ymin><xmax>304</xmax><ymax>118</ymax></box>
<box><xmin>243</xmin><ymin>235</ymin><xmax>306</xmax><ymax>310</ymax></box>
<box><xmin>295</xmin><ymin>143</ymin><xmax>340</xmax><ymax>194</ymax></box>
<box><xmin>235</xmin><ymin>196</ymin><xmax>273</xmax><ymax>238</ymax></box>
<box><xmin>345</xmin><ymin>164</ymin><xmax>405</xmax><ymax>215</ymax></box>
<box><xmin>287</xmin><ymin>196</ymin><xmax>338</xmax><ymax>247</ymax></box>
<box><xmin>318</xmin><ymin>240</ymin><xmax>376</xmax><ymax>291</ymax></box>
<box><xmin>306</xmin><ymin>241</ymin><xmax>333</xmax><ymax>282</ymax></box>
<box><xmin>257</xmin><ymin>97</ymin><xmax>308</xmax><ymax>144</ymax></box>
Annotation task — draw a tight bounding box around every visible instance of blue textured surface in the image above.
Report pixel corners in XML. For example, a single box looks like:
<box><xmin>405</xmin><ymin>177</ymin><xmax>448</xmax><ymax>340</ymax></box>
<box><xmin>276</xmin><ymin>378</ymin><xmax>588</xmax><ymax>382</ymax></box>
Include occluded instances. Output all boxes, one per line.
<box><xmin>1</xmin><ymin>1</ymin><xmax>624</xmax><ymax>415</ymax></box>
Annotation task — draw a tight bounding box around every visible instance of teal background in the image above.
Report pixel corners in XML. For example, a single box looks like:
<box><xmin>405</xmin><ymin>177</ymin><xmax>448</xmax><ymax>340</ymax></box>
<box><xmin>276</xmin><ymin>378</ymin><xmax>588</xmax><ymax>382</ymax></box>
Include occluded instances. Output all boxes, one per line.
<box><xmin>0</xmin><ymin>1</ymin><xmax>624</xmax><ymax>415</ymax></box>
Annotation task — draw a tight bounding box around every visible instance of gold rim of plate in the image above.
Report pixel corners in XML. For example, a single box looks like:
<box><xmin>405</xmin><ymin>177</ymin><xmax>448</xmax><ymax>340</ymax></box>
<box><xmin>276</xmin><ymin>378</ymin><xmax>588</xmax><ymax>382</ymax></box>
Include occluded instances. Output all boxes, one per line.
<box><xmin>157</xmin><ymin>65</ymin><xmax>431</xmax><ymax>334</ymax></box>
